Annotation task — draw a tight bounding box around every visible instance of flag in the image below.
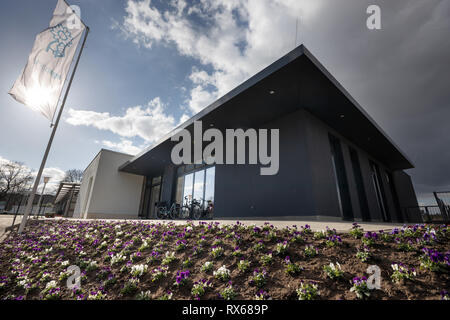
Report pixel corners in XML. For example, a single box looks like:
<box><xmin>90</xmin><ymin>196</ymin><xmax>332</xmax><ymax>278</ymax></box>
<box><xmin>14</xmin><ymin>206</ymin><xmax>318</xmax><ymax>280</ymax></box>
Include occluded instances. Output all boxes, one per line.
<box><xmin>9</xmin><ymin>0</ymin><xmax>85</xmax><ymax>121</ymax></box>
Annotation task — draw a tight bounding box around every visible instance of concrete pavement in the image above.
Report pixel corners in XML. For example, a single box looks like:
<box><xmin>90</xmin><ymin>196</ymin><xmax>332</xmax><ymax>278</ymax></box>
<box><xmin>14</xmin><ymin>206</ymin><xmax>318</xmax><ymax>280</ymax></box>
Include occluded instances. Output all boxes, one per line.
<box><xmin>0</xmin><ymin>215</ymin><xmax>407</xmax><ymax>243</ymax></box>
<box><xmin>63</xmin><ymin>217</ymin><xmax>405</xmax><ymax>232</ymax></box>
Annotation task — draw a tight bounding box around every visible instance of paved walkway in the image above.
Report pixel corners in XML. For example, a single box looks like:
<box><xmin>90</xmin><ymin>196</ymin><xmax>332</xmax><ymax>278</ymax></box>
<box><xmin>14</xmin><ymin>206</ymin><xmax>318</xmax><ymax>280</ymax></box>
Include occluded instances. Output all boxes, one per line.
<box><xmin>0</xmin><ymin>215</ymin><xmax>23</xmax><ymax>241</ymax></box>
<box><xmin>65</xmin><ymin>217</ymin><xmax>405</xmax><ymax>232</ymax></box>
<box><xmin>0</xmin><ymin>215</ymin><xmax>406</xmax><ymax>242</ymax></box>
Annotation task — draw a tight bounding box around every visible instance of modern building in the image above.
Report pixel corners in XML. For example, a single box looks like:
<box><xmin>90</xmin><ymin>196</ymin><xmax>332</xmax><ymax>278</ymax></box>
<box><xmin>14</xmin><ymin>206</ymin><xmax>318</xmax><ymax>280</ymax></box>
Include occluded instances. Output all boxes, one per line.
<box><xmin>74</xmin><ymin>45</ymin><xmax>419</xmax><ymax>222</ymax></box>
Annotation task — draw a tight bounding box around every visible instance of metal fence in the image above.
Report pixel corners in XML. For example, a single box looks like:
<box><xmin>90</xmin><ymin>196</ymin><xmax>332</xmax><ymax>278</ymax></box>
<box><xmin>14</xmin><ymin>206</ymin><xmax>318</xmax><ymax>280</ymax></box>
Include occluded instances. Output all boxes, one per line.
<box><xmin>403</xmin><ymin>206</ymin><xmax>446</xmax><ymax>223</ymax></box>
<box><xmin>433</xmin><ymin>191</ymin><xmax>450</xmax><ymax>222</ymax></box>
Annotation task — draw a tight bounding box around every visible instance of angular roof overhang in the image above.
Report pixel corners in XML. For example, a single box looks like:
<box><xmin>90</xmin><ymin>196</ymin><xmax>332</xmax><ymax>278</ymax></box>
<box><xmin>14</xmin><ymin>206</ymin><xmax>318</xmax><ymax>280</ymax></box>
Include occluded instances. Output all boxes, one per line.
<box><xmin>119</xmin><ymin>45</ymin><xmax>413</xmax><ymax>176</ymax></box>
<box><xmin>54</xmin><ymin>182</ymin><xmax>80</xmax><ymax>204</ymax></box>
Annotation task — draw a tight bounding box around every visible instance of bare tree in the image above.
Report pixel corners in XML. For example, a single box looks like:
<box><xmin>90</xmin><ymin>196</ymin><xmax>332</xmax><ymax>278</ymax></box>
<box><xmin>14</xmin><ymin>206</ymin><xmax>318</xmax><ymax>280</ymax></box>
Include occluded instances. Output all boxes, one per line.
<box><xmin>62</xmin><ymin>169</ymin><xmax>83</xmax><ymax>183</ymax></box>
<box><xmin>0</xmin><ymin>161</ymin><xmax>33</xmax><ymax>202</ymax></box>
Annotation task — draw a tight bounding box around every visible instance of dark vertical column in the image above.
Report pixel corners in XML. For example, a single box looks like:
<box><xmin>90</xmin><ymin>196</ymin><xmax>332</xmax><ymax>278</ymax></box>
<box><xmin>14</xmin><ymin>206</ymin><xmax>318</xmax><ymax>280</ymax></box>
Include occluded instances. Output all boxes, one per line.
<box><xmin>328</xmin><ymin>134</ymin><xmax>354</xmax><ymax>220</ymax></box>
<box><xmin>160</xmin><ymin>165</ymin><xmax>175</xmax><ymax>204</ymax></box>
<box><xmin>141</xmin><ymin>177</ymin><xmax>152</xmax><ymax>219</ymax></box>
<box><xmin>349</xmin><ymin>148</ymin><xmax>371</xmax><ymax>221</ymax></box>
<box><xmin>386</xmin><ymin>171</ymin><xmax>403</xmax><ymax>222</ymax></box>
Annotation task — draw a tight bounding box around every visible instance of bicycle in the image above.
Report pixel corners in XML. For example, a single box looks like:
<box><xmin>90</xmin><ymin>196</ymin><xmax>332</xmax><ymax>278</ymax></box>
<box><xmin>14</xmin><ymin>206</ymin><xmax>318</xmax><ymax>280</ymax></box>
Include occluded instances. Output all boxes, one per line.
<box><xmin>179</xmin><ymin>196</ymin><xmax>202</xmax><ymax>220</ymax></box>
<box><xmin>156</xmin><ymin>201</ymin><xmax>181</xmax><ymax>219</ymax></box>
<box><xmin>191</xmin><ymin>198</ymin><xmax>214</xmax><ymax>220</ymax></box>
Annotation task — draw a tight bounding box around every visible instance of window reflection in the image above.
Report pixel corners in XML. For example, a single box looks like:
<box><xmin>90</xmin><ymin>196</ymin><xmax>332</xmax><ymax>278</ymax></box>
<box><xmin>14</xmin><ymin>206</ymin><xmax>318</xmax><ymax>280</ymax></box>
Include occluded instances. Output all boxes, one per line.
<box><xmin>183</xmin><ymin>173</ymin><xmax>194</xmax><ymax>202</ymax></box>
<box><xmin>177</xmin><ymin>166</ymin><xmax>215</xmax><ymax>212</ymax></box>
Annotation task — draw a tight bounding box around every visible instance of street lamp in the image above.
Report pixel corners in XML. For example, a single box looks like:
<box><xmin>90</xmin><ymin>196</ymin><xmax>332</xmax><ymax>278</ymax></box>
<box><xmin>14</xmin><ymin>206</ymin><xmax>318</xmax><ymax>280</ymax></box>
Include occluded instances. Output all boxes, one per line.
<box><xmin>35</xmin><ymin>176</ymin><xmax>50</xmax><ymax>219</ymax></box>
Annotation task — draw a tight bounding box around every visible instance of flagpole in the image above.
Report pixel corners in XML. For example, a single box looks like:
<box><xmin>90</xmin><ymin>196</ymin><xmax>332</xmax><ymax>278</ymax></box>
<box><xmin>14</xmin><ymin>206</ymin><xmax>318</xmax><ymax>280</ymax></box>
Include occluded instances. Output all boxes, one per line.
<box><xmin>18</xmin><ymin>26</ymin><xmax>89</xmax><ymax>234</ymax></box>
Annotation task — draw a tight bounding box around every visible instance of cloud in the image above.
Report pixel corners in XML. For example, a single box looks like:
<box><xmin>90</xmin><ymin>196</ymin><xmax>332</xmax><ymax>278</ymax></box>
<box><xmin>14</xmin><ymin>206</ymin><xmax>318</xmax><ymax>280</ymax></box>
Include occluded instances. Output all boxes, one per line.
<box><xmin>38</xmin><ymin>167</ymin><xmax>66</xmax><ymax>194</ymax></box>
<box><xmin>121</xmin><ymin>0</ymin><xmax>324</xmax><ymax>114</ymax></box>
<box><xmin>0</xmin><ymin>156</ymin><xmax>11</xmax><ymax>165</ymax></box>
<box><xmin>118</xmin><ymin>0</ymin><xmax>450</xmax><ymax>204</ymax></box>
<box><xmin>0</xmin><ymin>155</ymin><xmax>65</xmax><ymax>195</ymax></box>
<box><xmin>66</xmin><ymin>97</ymin><xmax>178</xmax><ymax>144</ymax></box>
<box><xmin>97</xmin><ymin>139</ymin><xmax>143</xmax><ymax>156</ymax></box>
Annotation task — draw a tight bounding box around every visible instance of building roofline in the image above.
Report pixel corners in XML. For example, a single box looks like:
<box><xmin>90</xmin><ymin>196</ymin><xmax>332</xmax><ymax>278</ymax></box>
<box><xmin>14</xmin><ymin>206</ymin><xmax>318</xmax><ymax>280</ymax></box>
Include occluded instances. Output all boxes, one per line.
<box><xmin>300</xmin><ymin>46</ymin><xmax>414</xmax><ymax>168</ymax></box>
<box><xmin>119</xmin><ymin>44</ymin><xmax>414</xmax><ymax>172</ymax></box>
<box><xmin>84</xmin><ymin>148</ymin><xmax>134</xmax><ymax>174</ymax></box>
<box><xmin>119</xmin><ymin>45</ymin><xmax>308</xmax><ymax>171</ymax></box>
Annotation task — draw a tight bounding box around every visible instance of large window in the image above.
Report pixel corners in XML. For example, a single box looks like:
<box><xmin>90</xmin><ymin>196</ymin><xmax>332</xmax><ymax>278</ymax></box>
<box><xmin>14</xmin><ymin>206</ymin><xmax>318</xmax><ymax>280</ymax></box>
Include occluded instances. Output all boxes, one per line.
<box><xmin>349</xmin><ymin>147</ymin><xmax>370</xmax><ymax>221</ymax></box>
<box><xmin>329</xmin><ymin>134</ymin><xmax>353</xmax><ymax>220</ymax></box>
<box><xmin>369</xmin><ymin>161</ymin><xmax>390</xmax><ymax>222</ymax></box>
<box><xmin>176</xmin><ymin>166</ymin><xmax>215</xmax><ymax>209</ymax></box>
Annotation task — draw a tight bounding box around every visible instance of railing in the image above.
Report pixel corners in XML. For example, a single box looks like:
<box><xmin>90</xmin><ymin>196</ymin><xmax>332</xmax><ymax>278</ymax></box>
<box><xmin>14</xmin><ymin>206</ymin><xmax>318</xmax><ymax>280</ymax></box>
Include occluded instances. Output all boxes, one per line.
<box><xmin>433</xmin><ymin>191</ymin><xmax>450</xmax><ymax>222</ymax></box>
<box><xmin>402</xmin><ymin>205</ymin><xmax>448</xmax><ymax>224</ymax></box>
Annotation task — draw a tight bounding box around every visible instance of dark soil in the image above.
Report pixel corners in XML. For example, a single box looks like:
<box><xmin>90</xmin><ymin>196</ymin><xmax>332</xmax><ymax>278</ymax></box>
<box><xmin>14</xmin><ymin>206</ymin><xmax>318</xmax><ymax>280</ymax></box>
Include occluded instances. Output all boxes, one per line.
<box><xmin>0</xmin><ymin>219</ymin><xmax>448</xmax><ymax>300</ymax></box>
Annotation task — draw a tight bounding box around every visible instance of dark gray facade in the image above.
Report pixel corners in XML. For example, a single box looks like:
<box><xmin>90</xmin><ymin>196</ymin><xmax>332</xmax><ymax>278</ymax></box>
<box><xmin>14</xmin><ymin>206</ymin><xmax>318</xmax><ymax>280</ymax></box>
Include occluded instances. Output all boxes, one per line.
<box><xmin>119</xmin><ymin>45</ymin><xmax>418</xmax><ymax>222</ymax></box>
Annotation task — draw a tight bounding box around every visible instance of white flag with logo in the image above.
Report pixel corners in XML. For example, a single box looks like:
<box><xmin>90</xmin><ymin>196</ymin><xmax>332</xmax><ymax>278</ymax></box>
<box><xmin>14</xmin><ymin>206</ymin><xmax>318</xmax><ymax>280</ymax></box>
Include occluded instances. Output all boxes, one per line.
<box><xmin>9</xmin><ymin>0</ymin><xmax>85</xmax><ymax>121</ymax></box>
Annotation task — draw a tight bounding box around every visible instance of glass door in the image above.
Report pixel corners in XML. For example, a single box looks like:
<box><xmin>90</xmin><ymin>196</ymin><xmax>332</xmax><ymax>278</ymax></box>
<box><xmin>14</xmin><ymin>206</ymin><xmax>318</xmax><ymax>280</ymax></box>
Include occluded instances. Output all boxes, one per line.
<box><xmin>176</xmin><ymin>165</ymin><xmax>216</xmax><ymax>217</ymax></box>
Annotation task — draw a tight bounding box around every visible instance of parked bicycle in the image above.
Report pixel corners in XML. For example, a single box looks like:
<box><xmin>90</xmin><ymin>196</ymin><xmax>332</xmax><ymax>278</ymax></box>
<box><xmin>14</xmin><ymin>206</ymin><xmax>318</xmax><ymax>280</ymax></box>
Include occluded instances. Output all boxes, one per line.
<box><xmin>193</xmin><ymin>198</ymin><xmax>214</xmax><ymax>220</ymax></box>
<box><xmin>181</xmin><ymin>196</ymin><xmax>214</xmax><ymax>220</ymax></box>
<box><xmin>155</xmin><ymin>197</ymin><xmax>214</xmax><ymax>220</ymax></box>
<box><xmin>155</xmin><ymin>201</ymin><xmax>181</xmax><ymax>219</ymax></box>
<box><xmin>179</xmin><ymin>196</ymin><xmax>202</xmax><ymax>220</ymax></box>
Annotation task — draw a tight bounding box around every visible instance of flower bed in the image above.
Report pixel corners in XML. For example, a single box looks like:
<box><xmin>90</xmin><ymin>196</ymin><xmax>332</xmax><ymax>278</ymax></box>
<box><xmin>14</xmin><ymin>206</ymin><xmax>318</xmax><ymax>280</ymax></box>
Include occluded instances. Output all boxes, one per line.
<box><xmin>0</xmin><ymin>220</ymin><xmax>448</xmax><ymax>300</ymax></box>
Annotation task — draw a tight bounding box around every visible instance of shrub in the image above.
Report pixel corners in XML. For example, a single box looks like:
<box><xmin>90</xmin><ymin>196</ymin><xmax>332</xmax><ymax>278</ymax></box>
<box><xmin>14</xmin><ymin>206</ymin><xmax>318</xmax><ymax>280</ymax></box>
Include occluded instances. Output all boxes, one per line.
<box><xmin>301</xmin><ymin>224</ymin><xmax>313</xmax><ymax>235</ymax></box>
<box><xmin>211</xmin><ymin>246</ymin><xmax>224</xmax><ymax>259</ymax></box>
<box><xmin>275</xmin><ymin>241</ymin><xmax>289</xmax><ymax>255</ymax></box>
<box><xmin>260</xmin><ymin>253</ymin><xmax>273</xmax><ymax>266</ymax></box>
<box><xmin>284</xmin><ymin>256</ymin><xmax>303</xmax><ymax>275</ymax></box>
<box><xmin>314</xmin><ymin>230</ymin><xmax>327</xmax><ymax>240</ymax></box>
<box><xmin>361</xmin><ymin>232</ymin><xmax>378</xmax><ymax>247</ymax></box>
<box><xmin>173</xmin><ymin>270</ymin><xmax>190</xmax><ymax>287</ymax></box>
<box><xmin>304</xmin><ymin>245</ymin><xmax>318</xmax><ymax>258</ymax></box>
<box><xmin>121</xmin><ymin>278</ymin><xmax>139</xmax><ymax>295</ymax></box>
<box><xmin>182</xmin><ymin>257</ymin><xmax>193</xmax><ymax>268</ymax></box>
<box><xmin>250</xmin><ymin>269</ymin><xmax>267</xmax><ymax>288</ymax></box>
<box><xmin>395</xmin><ymin>238</ymin><xmax>415</xmax><ymax>252</ymax></box>
<box><xmin>296</xmin><ymin>281</ymin><xmax>319</xmax><ymax>300</ymax></box>
<box><xmin>253</xmin><ymin>241</ymin><xmax>265</xmax><ymax>252</ymax></box>
<box><xmin>219</xmin><ymin>282</ymin><xmax>237</xmax><ymax>300</ymax></box>
<box><xmin>232</xmin><ymin>246</ymin><xmax>243</xmax><ymax>257</ymax></box>
<box><xmin>175</xmin><ymin>239</ymin><xmax>187</xmax><ymax>251</ymax></box>
<box><xmin>201</xmin><ymin>261</ymin><xmax>213</xmax><ymax>273</ymax></box>
<box><xmin>238</xmin><ymin>259</ymin><xmax>251</xmax><ymax>273</ymax></box>
<box><xmin>158</xmin><ymin>291</ymin><xmax>173</xmax><ymax>300</ymax></box>
<box><xmin>191</xmin><ymin>279</ymin><xmax>212</xmax><ymax>298</ymax></box>
<box><xmin>161</xmin><ymin>251</ymin><xmax>177</xmax><ymax>265</ymax></box>
<box><xmin>356</xmin><ymin>246</ymin><xmax>371</xmax><ymax>262</ymax></box>
<box><xmin>88</xmin><ymin>290</ymin><xmax>107</xmax><ymax>300</ymax></box>
<box><xmin>325</xmin><ymin>235</ymin><xmax>342</xmax><ymax>247</ymax></box>
<box><xmin>136</xmin><ymin>290</ymin><xmax>152</xmax><ymax>300</ymax></box>
<box><xmin>420</xmin><ymin>248</ymin><xmax>450</xmax><ymax>273</ymax></box>
<box><xmin>349</xmin><ymin>277</ymin><xmax>370</xmax><ymax>299</ymax></box>
<box><xmin>151</xmin><ymin>266</ymin><xmax>168</xmax><ymax>282</ymax></box>
<box><xmin>349</xmin><ymin>223</ymin><xmax>364</xmax><ymax>239</ymax></box>
<box><xmin>391</xmin><ymin>263</ymin><xmax>416</xmax><ymax>282</ymax></box>
<box><xmin>255</xmin><ymin>290</ymin><xmax>271</xmax><ymax>300</ymax></box>
<box><xmin>213</xmin><ymin>265</ymin><xmax>231</xmax><ymax>281</ymax></box>
<box><xmin>323</xmin><ymin>262</ymin><xmax>344</xmax><ymax>280</ymax></box>
<box><xmin>130</xmin><ymin>264</ymin><xmax>148</xmax><ymax>278</ymax></box>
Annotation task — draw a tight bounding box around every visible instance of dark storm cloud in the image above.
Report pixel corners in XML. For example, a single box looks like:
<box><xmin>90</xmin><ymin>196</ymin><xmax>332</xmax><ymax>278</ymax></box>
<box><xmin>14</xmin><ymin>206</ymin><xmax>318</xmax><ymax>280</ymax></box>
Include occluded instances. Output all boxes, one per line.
<box><xmin>302</xmin><ymin>0</ymin><xmax>450</xmax><ymax>204</ymax></box>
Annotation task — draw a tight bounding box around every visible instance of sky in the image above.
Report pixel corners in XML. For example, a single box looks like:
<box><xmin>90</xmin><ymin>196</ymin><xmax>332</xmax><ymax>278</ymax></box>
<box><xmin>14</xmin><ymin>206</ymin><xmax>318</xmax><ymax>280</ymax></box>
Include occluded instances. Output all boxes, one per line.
<box><xmin>0</xmin><ymin>0</ymin><xmax>449</xmax><ymax>202</ymax></box>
